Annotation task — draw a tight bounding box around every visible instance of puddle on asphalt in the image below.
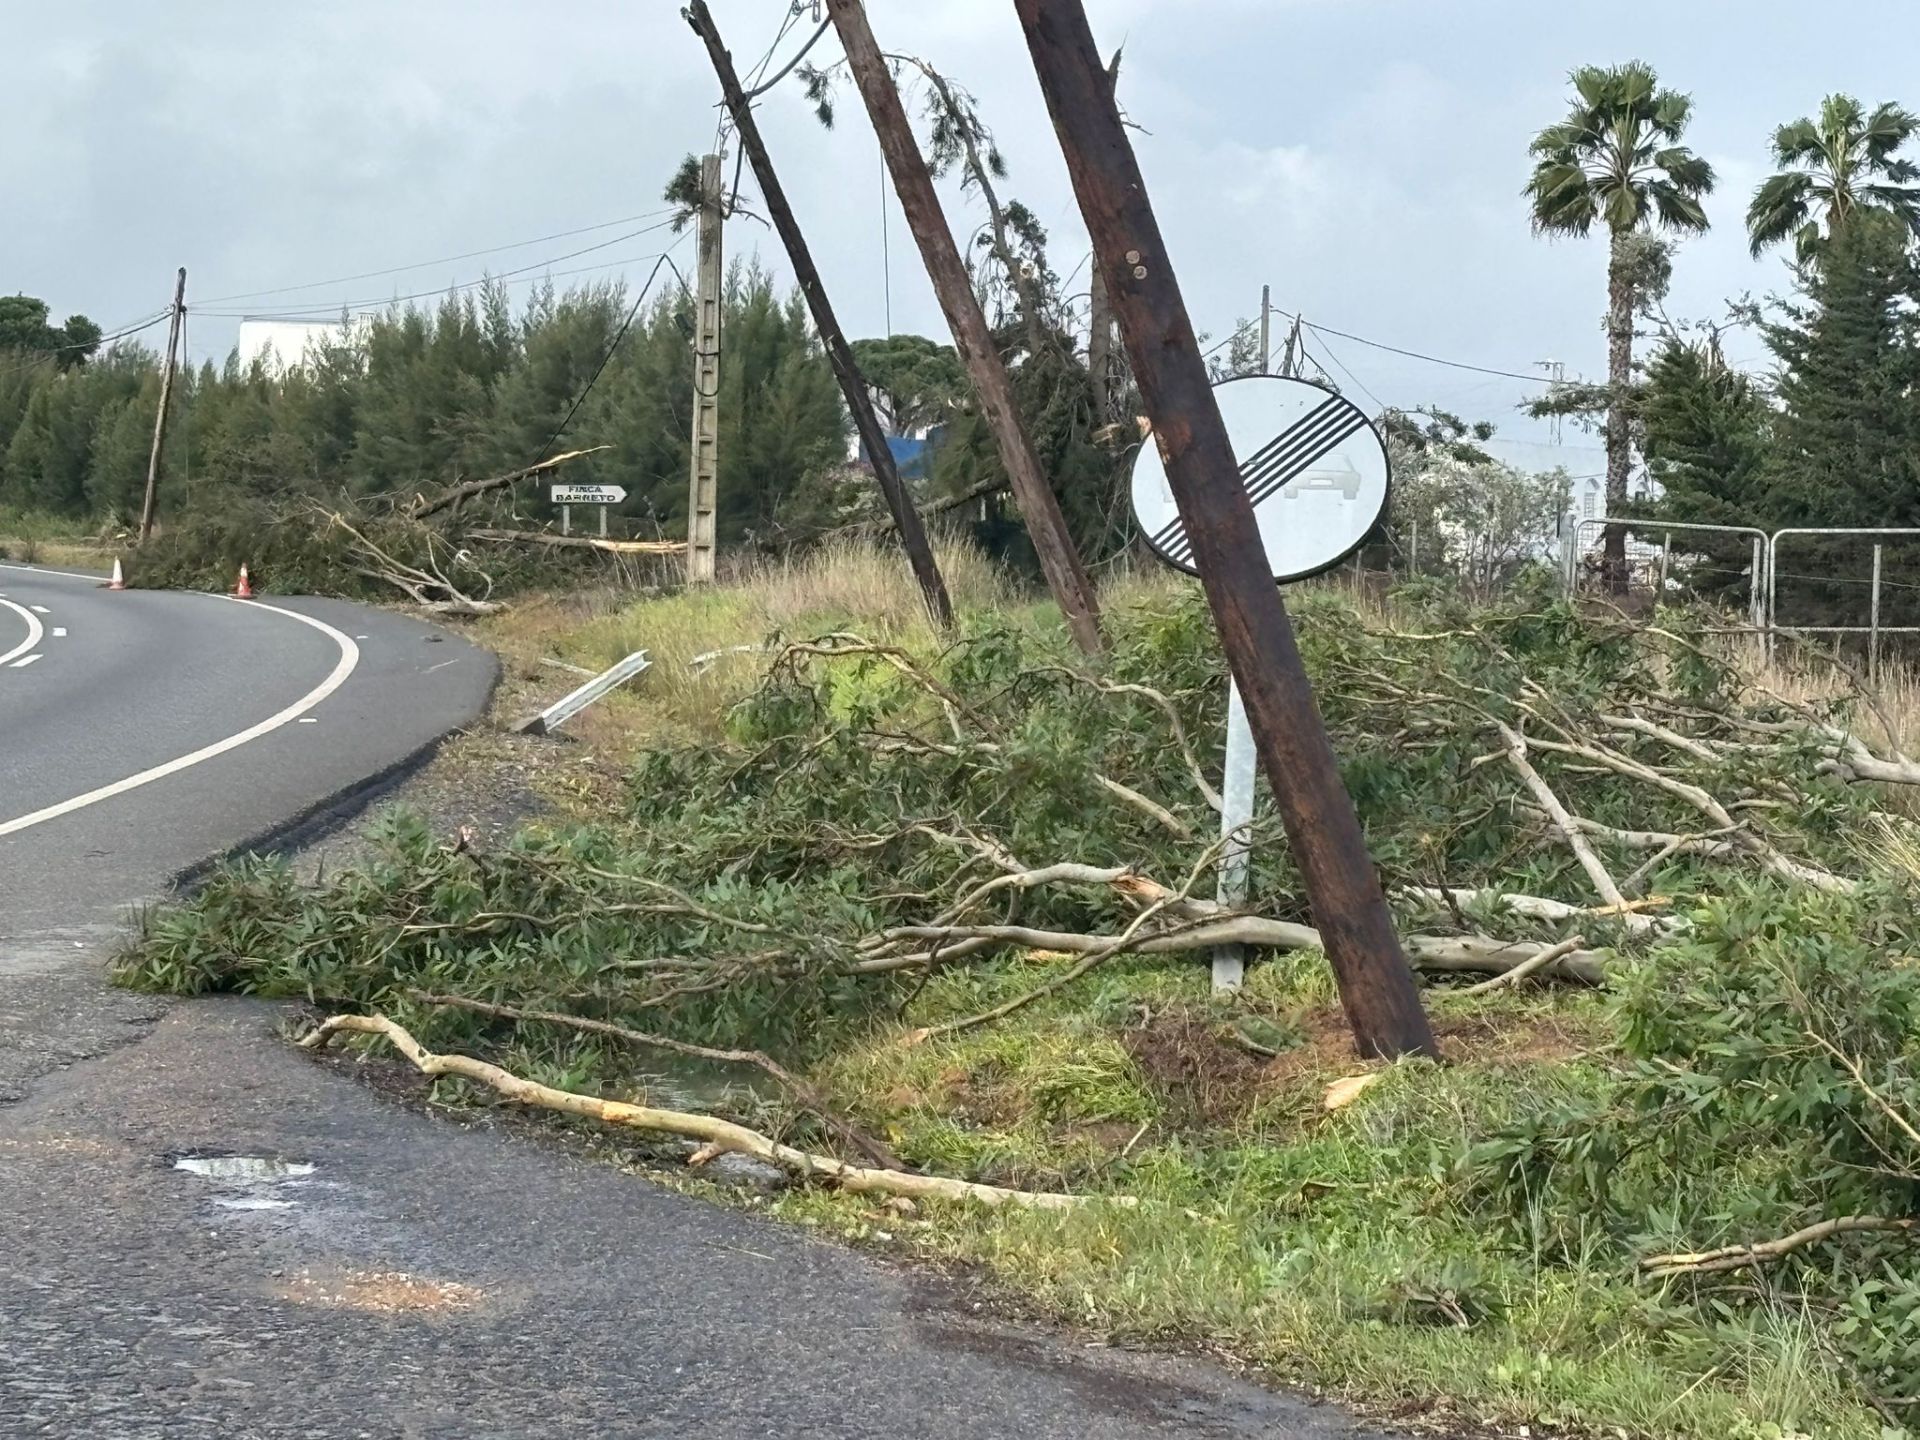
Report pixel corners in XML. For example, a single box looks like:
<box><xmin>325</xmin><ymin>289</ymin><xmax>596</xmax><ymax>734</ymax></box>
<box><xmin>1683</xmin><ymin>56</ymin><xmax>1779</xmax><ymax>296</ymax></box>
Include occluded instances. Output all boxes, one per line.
<box><xmin>170</xmin><ymin>1153</ymin><xmax>318</xmax><ymax>1212</ymax></box>
<box><xmin>173</xmin><ymin>1156</ymin><xmax>316</xmax><ymax>1182</ymax></box>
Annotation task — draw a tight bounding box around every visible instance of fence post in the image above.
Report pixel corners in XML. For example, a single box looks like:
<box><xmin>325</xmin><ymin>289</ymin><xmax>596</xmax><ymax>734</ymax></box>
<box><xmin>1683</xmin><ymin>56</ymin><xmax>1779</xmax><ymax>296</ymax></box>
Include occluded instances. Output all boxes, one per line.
<box><xmin>1871</xmin><ymin>543</ymin><xmax>1884</xmax><ymax>686</ymax></box>
<box><xmin>1766</xmin><ymin>533</ymin><xmax>1779</xmax><ymax>667</ymax></box>
<box><xmin>1657</xmin><ymin>532</ymin><xmax>1670</xmax><ymax>598</ymax></box>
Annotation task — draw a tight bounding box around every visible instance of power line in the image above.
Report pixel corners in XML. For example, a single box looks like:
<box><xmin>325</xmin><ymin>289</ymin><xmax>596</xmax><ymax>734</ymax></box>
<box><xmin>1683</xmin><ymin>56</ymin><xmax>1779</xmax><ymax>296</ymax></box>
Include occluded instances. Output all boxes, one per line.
<box><xmin>1300</xmin><ymin>329</ymin><xmax>1387</xmax><ymax>415</ymax></box>
<box><xmin>536</xmin><ymin>250</ymin><xmax>675</xmax><ymax>461</ymax></box>
<box><xmin>0</xmin><ymin>310</ymin><xmax>174</xmax><ymax>381</ymax></box>
<box><xmin>197</xmin><ymin>250</ymin><xmax>674</xmax><ymax>326</ymax></box>
<box><xmin>194</xmin><ymin>219</ymin><xmax>682</xmax><ymax>318</ymax></box>
<box><xmin>1295</xmin><ymin>314</ymin><xmax>1562</xmax><ymax>386</ymax></box>
<box><xmin>193</xmin><ymin>208</ymin><xmax>679</xmax><ymax>307</ymax></box>
<box><xmin>746</xmin><ymin>15</ymin><xmax>832</xmax><ymax>99</ymax></box>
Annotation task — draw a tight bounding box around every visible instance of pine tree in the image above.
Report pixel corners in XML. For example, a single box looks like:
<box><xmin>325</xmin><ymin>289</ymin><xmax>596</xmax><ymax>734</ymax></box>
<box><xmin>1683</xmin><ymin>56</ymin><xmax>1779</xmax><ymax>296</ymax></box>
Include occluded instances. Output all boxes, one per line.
<box><xmin>1761</xmin><ymin>222</ymin><xmax>1920</xmax><ymax>526</ymax></box>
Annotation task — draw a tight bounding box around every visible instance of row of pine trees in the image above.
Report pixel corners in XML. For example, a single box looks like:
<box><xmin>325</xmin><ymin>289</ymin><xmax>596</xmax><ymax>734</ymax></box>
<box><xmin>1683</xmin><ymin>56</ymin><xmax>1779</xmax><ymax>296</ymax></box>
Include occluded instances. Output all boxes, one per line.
<box><xmin>0</xmin><ymin>265</ymin><xmax>848</xmax><ymax>545</ymax></box>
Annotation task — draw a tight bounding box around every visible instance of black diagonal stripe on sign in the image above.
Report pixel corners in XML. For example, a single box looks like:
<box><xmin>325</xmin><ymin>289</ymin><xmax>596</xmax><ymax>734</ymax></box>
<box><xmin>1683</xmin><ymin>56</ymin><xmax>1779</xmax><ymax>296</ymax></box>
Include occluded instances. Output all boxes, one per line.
<box><xmin>1161</xmin><ymin>410</ymin><xmax>1365</xmax><ymax>567</ymax></box>
<box><xmin>1158</xmin><ymin>404</ymin><xmax>1366</xmax><ymax>566</ymax></box>
<box><xmin>1152</xmin><ymin>403</ymin><xmax>1355</xmax><ymax>563</ymax></box>
<box><xmin>1146</xmin><ymin>394</ymin><xmax>1346</xmax><ymax>554</ymax></box>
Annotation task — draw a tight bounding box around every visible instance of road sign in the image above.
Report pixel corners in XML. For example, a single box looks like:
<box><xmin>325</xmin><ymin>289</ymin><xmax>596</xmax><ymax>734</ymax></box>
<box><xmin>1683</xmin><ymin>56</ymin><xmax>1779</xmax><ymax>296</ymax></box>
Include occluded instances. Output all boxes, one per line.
<box><xmin>1129</xmin><ymin>375</ymin><xmax>1391</xmax><ymax>992</ymax></box>
<box><xmin>551</xmin><ymin>483</ymin><xmax>627</xmax><ymax>505</ymax></box>
<box><xmin>1129</xmin><ymin>375</ymin><xmax>1389</xmax><ymax>582</ymax></box>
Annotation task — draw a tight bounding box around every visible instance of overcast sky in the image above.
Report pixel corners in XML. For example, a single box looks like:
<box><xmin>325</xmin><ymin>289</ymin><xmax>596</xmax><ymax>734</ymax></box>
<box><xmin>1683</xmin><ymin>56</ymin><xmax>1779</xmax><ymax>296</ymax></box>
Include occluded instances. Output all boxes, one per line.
<box><xmin>7</xmin><ymin>0</ymin><xmax>1916</xmax><ymax>467</ymax></box>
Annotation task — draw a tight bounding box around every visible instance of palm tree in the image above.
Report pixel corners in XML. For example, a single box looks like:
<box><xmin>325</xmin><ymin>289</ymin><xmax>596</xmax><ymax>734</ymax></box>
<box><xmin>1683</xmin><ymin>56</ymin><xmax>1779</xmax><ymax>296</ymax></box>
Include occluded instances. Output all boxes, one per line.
<box><xmin>1526</xmin><ymin>62</ymin><xmax>1714</xmax><ymax>590</ymax></box>
<box><xmin>1747</xmin><ymin>94</ymin><xmax>1920</xmax><ymax>261</ymax></box>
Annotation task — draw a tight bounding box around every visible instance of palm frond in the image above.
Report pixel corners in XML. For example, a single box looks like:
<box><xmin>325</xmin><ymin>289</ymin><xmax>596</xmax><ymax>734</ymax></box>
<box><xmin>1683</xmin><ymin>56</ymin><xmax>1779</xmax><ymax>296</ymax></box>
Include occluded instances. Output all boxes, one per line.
<box><xmin>1647</xmin><ymin>181</ymin><xmax>1709</xmax><ymax>234</ymax></box>
<box><xmin>1746</xmin><ymin>172</ymin><xmax>1815</xmax><ymax>256</ymax></box>
<box><xmin>1525</xmin><ymin>161</ymin><xmax>1598</xmax><ymax>235</ymax></box>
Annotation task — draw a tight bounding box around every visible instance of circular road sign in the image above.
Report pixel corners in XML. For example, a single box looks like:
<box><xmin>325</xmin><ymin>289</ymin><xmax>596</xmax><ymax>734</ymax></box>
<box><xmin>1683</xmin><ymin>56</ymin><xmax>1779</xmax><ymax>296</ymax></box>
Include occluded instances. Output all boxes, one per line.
<box><xmin>1130</xmin><ymin>375</ymin><xmax>1390</xmax><ymax>582</ymax></box>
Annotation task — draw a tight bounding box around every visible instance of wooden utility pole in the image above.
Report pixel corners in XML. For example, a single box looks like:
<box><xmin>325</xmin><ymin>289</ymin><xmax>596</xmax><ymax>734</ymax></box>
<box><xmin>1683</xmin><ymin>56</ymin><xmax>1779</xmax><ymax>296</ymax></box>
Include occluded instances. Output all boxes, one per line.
<box><xmin>686</xmin><ymin>153</ymin><xmax>723</xmax><ymax>584</ymax></box>
<box><xmin>824</xmin><ymin>0</ymin><xmax>1104</xmax><ymax>657</ymax></box>
<box><xmin>138</xmin><ymin>267</ymin><xmax>186</xmax><ymax>545</ymax></box>
<box><xmin>1014</xmin><ymin>0</ymin><xmax>1436</xmax><ymax>1060</ymax></box>
<box><xmin>684</xmin><ymin>1</ymin><xmax>953</xmax><ymax>633</ymax></box>
<box><xmin>1086</xmin><ymin>50</ymin><xmax>1122</xmax><ymax>425</ymax></box>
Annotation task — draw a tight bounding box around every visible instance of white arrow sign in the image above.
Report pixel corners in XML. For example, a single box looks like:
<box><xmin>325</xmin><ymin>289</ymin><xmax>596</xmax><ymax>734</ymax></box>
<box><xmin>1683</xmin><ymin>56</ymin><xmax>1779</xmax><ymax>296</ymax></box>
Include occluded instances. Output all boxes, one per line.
<box><xmin>551</xmin><ymin>483</ymin><xmax>627</xmax><ymax>505</ymax></box>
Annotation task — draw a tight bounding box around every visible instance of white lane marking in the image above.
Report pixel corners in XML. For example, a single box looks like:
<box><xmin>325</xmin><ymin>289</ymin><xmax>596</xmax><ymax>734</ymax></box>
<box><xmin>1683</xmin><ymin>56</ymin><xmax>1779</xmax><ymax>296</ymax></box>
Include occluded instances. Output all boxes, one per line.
<box><xmin>0</xmin><ymin>562</ymin><xmax>106</xmax><ymax>582</ymax></box>
<box><xmin>298</xmin><ymin>717</ymin><xmax>318</xmax><ymax>724</ymax></box>
<box><xmin>0</xmin><ymin>598</ymin><xmax>45</xmax><ymax>667</ymax></box>
<box><xmin>10</xmin><ymin>653</ymin><xmax>43</xmax><ymax>668</ymax></box>
<box><xmin>51</xmin><ymin>627</ymin><xmax>66</xmax><ymax>638</ymax></box>
<box><xmin>29</xmin><ymin>605</ymin><xmax>49</xmax><ymax>615</ymax></box>
<box><xmin>422</xmin><ymin>657</ymin><xmax>459</xmax><ymax>674</ymax></box>
<box><xmin>0</xmin><ymin>599</ymin><xmax>361</xmax><ymax>838</ymax></box>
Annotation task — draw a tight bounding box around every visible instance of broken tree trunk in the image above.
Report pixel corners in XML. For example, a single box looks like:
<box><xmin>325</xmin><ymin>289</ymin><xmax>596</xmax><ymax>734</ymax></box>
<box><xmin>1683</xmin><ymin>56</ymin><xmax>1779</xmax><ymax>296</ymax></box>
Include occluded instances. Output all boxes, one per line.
<box><xmin>685</xmin><ymin>1</ymin><xmax>954</xmax><ymax>635</ymax></box>
<box><xmin>1013</xmin><ymin>0</ymin><xmax>1437</xmax><ymax>1060</ymax></box>
<box><xmin>406</xmin><ymin>447</ymin><xmax>608</xmax><ymax>520</ymax></box>
<box><xmin>465</xmin><ymin>528</ymin><xmax>684</xmax><ymax>556</ymax></box>
<box><xmin>825</xmin><ymin>0</ymin><xmax>1104</xmax><ymax>657</ymax></box>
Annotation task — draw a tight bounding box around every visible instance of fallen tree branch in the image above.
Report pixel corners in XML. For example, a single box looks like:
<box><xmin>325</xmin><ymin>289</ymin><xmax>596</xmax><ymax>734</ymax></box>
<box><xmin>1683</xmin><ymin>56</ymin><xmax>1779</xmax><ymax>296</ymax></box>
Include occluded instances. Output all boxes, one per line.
<box><xmin>1640</xmin><ymin>1216</ymin><xmax>1916</xmax><ymax>1278</ymax></box>
<box><xmin>302</xmin><ymin>1013</ymin><xmax>1109</xmax><ymax>1209</ymax></box>
<box><xmin>1497</xmin><ymin>722</ymin><xmax>1628</xmax><ymax>909</ymax></box>
<box><xmin>1402</xmin><ymin>885</ymin><xmax>1674</xmax><ymax>936</ymax></box>
<box><xmin>410</xmin><ymin>992</ymin><xmax>905</xmax><ymax>1172</ymax></box>
<box><xmin>1454</xmin><ymin>933</ymin><xmax>1585</xmax><ymax>996</ymax></box>
<box><xmin>1094</xmin><ymin>773</ymin><xmax>1195</xmax><ymax>838</ymax></box>
<box><xmin>406</xmin><ymin>447</ymin><xmax>609</xmax><ymax>519</ymax></box>
<box><xmin>1404</xmin><ymin>934</ymin><xmax>1607</xmax><ymax>986</ymax></box>
<box><xmin>467</xmin><ymin>528</ymin><xmax>685</xmax><ymax>556</ymax></box>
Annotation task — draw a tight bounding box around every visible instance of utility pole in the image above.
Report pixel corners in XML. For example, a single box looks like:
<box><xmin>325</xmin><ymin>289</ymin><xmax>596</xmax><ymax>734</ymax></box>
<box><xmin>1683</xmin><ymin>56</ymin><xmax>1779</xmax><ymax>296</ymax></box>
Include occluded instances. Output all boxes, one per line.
<box><xmin>1258</xmin><ymin>284</ymin><xmax>1271</xmax><ymax>376</ymax></box>
<box><xmin>684</xmin><ymin>0</ymin><xmax>953</xmax><ymax>633</ymax></box>
<box><xmin>1086</xmin><ymin>50</ymin><xmax>1123</xmax><ymax>425</ymax></box>
<box><xmin>686</xmin><ymin>153</ymin><xmax>723</xmax><ymax>585</ymax></box>
<box><xmin>1015</xmin><ymin>0</ymin><xmax>1437</xmax><ymax>1060</ymax></box>
<box><xmin>825</xmin><ymin>0</ymin><xmax>1104</xmax><ymax>656</ymax></box>
<box><xmin>138</xmin><ymin>267</ymin><xmax>186</xmax><ymax>545</ymax></box>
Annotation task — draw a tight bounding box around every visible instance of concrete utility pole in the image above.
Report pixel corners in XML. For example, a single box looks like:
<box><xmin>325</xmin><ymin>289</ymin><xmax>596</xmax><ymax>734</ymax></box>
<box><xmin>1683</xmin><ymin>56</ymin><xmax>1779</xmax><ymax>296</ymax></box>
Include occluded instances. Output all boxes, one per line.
<box><xmin>1258</xmin><ymin>284</ymin><xmax>1271</xmax><ymax>376</ymax></box>
<box><xmin>684</xmin><ymin>0</ymin><xmax>953</xmax><ymax>633</ymax></box>
<box><xmin>138</xmin><ymin>267</ymin><xmax>186</xmax><ymax>545</ymax></box>
<box><xmin>686</xmin><ymin>153</ymin><xmax>723</xmax><ymax>585</ymax></box>
<box><xmin>825</xmin><ymin>0</ymin><xmax>1104</xmax><ymax>656</ymax></box>
<box><xmin>1015</xmin><ymin>0</ymin><xmax>1437</xmax><ymax>1060</ymax></box>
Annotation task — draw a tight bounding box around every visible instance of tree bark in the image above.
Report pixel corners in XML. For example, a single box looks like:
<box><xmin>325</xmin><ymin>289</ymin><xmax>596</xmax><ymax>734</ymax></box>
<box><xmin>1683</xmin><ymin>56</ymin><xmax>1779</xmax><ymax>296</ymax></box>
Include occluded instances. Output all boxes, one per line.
<box><xmin>1012</xmin><ymin>0</ymin><xmax>1437</xmax><ymax>1061</ymax></box>
<box><xmin>1604</xmin><ymin>229</ymin><xmax>1635</xmax><ymax>594</ymax></box>
<box><xmin>826</xmin><ymin>0</ymin><xmax>1104</xmax><ymax>656</ymax></box>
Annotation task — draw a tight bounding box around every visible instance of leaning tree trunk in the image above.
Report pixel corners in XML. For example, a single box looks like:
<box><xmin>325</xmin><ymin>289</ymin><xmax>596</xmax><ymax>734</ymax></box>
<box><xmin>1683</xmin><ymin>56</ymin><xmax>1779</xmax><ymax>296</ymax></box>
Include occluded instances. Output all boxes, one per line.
<box><xmin>1603</xmin><ymin>229</ymin><xmax>1636</xmax><ymax>595</ymax></box>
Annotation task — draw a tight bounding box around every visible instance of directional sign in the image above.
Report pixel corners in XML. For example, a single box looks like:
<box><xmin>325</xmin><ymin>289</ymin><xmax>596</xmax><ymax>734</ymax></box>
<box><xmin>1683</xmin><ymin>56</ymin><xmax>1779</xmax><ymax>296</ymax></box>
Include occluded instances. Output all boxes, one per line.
<box><xmin>551</xmin><ymin>483</ymin><xmax>627</xmax><ymax>505</ymax></box>
<box><xmin>1130</xmin><ymin>375</ymin><xmax>1389</xmax><ymax>582</ymax></box>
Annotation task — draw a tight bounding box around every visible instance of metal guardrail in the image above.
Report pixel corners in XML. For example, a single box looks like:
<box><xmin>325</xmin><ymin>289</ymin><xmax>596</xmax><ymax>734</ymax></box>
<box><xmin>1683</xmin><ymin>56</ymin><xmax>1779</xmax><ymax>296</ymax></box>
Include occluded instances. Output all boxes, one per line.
<box><xmin>1566</xmin><ymin>519</ymin><xmax>1768</xmax><ymax>632</ymax></box>
<box><xmin>1765</xmin><ymin>528</ymin><xmax>1920</xmax><ymax>676</ymax></box>
<box><xmin>1561</xmin><ymin>520</ymin><xmax>1920</xmax><ymax>683</ymax></box>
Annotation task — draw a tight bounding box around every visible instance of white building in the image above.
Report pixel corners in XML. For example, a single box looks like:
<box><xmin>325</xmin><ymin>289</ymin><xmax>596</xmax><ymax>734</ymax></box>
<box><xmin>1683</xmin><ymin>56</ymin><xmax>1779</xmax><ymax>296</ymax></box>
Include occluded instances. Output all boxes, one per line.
<box><xmin>235</xmin><ymin>317</ymin><xmax>365</xmax><ymax>374</ymax></box>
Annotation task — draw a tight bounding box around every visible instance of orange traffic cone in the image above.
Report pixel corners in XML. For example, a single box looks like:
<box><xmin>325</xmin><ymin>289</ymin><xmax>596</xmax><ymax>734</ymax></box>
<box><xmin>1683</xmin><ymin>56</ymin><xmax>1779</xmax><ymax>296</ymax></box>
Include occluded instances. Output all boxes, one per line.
<box><xmin>107</xmin><ymin>558</ymin><xmax>126</xmax><ymax>591</ymax></box>
<box><xmin>234</xmin><ymin>564</ymin><xmax>254</xmax><ymax>599</ymax></box>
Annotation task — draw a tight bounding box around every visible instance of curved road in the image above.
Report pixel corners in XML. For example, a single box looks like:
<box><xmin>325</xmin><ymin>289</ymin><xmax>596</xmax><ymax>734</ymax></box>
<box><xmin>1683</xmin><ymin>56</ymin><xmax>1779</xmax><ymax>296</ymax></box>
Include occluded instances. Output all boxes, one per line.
<box><xmin>0</xmin><ymin>567</ymin><xmax>1375</xmax><ymax>1440</ymax></box>
<box><xmin>1</xmin><ymin>564</ymin><xmax>492</xmax><ymax>958</ymax></box>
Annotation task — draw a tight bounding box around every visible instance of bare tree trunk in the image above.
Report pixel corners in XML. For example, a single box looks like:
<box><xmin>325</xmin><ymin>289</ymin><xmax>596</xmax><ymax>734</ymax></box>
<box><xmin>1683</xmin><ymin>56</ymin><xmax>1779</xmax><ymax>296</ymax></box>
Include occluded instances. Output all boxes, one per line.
<box><xmin>1604</xmin><ymin>230</ymin><xmax>1635</xmax><ymax>595</ymax></box>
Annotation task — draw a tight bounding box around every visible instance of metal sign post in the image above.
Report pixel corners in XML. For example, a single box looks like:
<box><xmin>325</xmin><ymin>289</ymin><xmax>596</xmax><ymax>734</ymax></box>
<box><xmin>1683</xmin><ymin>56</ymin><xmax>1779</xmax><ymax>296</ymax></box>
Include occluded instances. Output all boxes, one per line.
<box><xmin>1132</xmin><ymin>374</ymin><xmax>1391</xmax><ymax>994</ymax></box>
<box><xmin>1214</xmin><ymin>680</ymin><xmax>1256</xmax><ymax>990</ymax></box>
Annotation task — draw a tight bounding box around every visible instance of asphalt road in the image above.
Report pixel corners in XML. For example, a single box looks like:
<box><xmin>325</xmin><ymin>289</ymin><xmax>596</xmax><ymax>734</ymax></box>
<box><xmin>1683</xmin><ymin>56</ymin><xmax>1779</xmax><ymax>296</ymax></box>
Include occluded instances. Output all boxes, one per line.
<box><xmin>0</xmin><ymin>566</ymin><xmax>1387</xmax><ymax>1440</ymax></box>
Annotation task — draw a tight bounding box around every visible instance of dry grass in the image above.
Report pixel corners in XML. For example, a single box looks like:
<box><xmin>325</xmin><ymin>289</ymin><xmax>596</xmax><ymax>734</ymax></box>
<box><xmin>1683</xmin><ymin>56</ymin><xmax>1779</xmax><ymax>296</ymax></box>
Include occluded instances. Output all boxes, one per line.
<box><xmin>477</xmin><ymin>538</ymin><xmax>1029</xmax><ymax>748</ymax></box>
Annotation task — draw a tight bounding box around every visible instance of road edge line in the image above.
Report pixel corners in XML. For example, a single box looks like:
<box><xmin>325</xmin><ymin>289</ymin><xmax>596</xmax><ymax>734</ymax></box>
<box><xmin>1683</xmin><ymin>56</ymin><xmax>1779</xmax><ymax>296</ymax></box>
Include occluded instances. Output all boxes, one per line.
<box><xmin>0</xmin><ymin>600</ymin><xmax>360</xmax><ymax>838</ymax></box>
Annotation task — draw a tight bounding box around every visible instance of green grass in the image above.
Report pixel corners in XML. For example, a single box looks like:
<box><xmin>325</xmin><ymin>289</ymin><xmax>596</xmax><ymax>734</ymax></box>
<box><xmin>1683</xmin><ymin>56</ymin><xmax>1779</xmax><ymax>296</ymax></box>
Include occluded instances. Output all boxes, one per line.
<box><xmin>767</xmin><ymin>957</ymin><xmax>1883</xmax><ymax>1440</ymax></box>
